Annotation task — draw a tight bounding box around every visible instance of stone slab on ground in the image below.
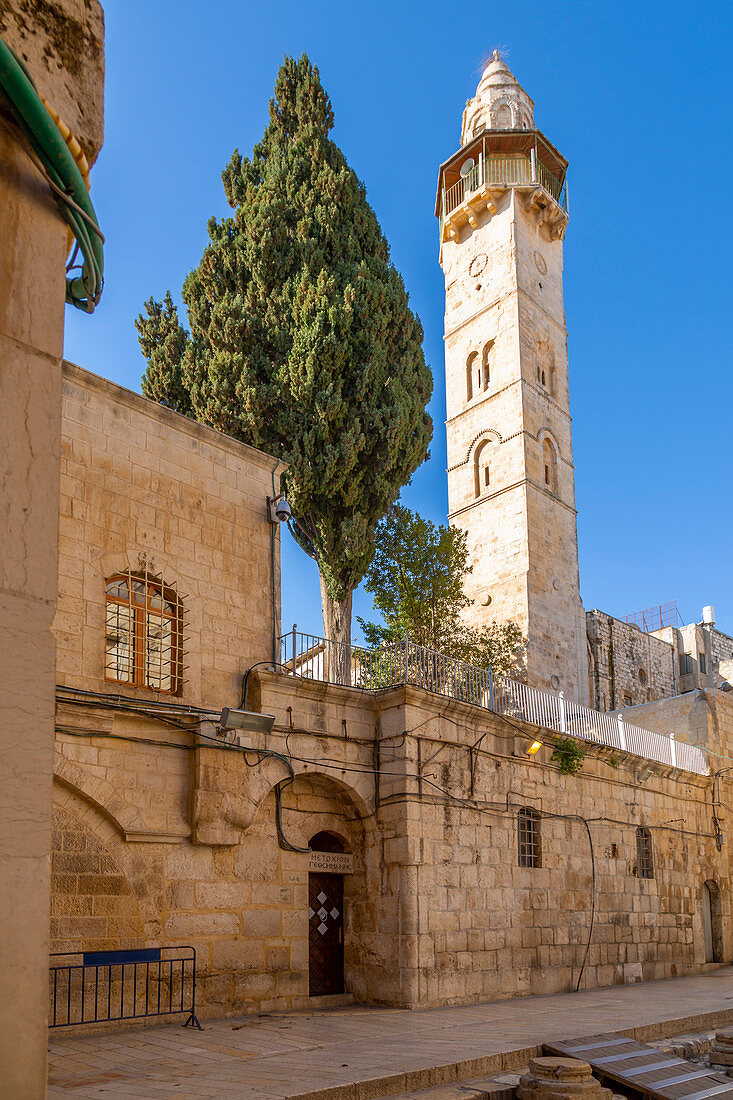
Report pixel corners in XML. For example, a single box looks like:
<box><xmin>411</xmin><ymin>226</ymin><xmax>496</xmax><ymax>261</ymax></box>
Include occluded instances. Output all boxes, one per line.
<box><xmin>48</xmin><ymin>967</ymin><xmax>733</xmax><ymax>1100</ymax></box>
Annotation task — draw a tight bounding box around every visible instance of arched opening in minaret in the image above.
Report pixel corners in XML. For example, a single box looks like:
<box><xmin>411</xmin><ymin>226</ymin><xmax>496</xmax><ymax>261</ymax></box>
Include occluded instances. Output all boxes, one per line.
<box><xmin>466</xmin><ymin>351</ymin><xmax>478</xmax><ymax>401</ymax></box>
<box><xmin>542</xmin><ymin>438</ymin><xmax>557</xmax><ymax>495</ymax></box>
<box><xmin>474</xmin><ymin>440</ymin><xmax>492</xmax><ymax>498</ymax></box>
<box><xmin>482</xmin><ymin>341</ymin><xmax>494</xmax><ymax>390</ymax></box>
<box><xmin>494</xmin><ymin>103</ymin><xmax>512</xmax><ymax>128</ymax></box>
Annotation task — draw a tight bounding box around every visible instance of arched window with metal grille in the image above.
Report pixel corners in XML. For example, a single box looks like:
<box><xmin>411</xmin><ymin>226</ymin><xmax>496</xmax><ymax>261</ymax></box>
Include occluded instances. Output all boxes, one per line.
<box><xmin>105</xmin><ymin>569</ymin><xmax>184</xmax><ymax>694</ymax></box>
<box><xmin>517</xmin><ymin>807</ymin><xmax>541</xmax><ymax>868</ymax></box>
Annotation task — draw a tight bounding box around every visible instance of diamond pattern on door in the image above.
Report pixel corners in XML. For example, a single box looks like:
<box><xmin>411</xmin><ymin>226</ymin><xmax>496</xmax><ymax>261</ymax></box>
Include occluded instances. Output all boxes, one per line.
<box><xmin>308</xmin><ymin>872</ymin><xmax>344</xmax><ymax>995</ymax></box>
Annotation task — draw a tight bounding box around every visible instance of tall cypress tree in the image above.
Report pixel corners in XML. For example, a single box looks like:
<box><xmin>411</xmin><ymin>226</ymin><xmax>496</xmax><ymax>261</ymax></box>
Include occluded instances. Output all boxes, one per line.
<box><xmin>136</xmin><ymin>54</ymin><xmax>432</xmax><ymax>656</ymax></box>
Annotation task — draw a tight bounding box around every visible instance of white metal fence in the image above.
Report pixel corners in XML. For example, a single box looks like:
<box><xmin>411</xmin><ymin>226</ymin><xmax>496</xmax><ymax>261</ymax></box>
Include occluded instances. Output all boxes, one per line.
<box><xmin>279</xmin><ymin>628</ymin><xmax>708</xmax><ymax>777</ymax></box>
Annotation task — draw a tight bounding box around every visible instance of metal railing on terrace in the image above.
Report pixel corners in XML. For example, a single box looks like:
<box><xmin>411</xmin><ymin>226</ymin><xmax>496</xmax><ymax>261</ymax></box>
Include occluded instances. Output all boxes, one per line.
<box><xmin>441</xmin><ymin>152</ymin><xmax>567</xmax><ymax>219</ymax></box>
<box><xmin>279</xmin><ymin>628</ymin><xmax>708</xmax><ymax>777</ymax></box>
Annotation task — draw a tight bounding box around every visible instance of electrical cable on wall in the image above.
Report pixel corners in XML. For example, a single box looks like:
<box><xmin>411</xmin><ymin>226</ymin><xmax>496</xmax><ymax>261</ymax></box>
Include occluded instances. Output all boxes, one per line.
<box><xmin>0</xmin><ymin>36</ymin><xmax>104</xmax><ymax>312</ymax></box>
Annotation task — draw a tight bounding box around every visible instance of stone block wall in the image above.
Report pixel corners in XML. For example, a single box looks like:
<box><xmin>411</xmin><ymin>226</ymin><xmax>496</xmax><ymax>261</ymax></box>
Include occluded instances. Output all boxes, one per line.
<box><xmin>58</xmin><ymin>362</ymin><xmax>279</xmax><ymax>708</ymax></box>
<box><xmin>0</xmin><ymin>4</ymin><xmax>104</xmax><ymax>1091</ymax></box>
<box><xmin>51</xmin><ymin>804</ymin><xmax>146</xmax><ymax>952</ymax></box>
<box><xmin>586</xmin><ymin>610</ymin><xmax>677</xmax><ymax>712</ymax></box>
<box><xmin>52</xmin><ymin>672</ymin><xmax>732</xmax><ymax>1022</ymax></box>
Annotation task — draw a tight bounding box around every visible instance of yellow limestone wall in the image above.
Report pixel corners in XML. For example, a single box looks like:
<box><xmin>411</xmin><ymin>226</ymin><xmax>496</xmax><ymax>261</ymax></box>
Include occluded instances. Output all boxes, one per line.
<box><xmin>54</xmin><ymin>669</ymin><xmax>732</xmax><ymax>1021</ymax></box>
<box><xmin>0</xmin><ymin>3</ymin><xmax>104</xmax><ymax>1093</ymax></box>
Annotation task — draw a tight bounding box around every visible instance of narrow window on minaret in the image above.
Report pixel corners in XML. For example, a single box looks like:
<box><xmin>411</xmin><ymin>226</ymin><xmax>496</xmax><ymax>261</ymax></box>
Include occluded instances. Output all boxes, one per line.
<box><xmin>482</xmin><ymin>341</ymin><xmax>493</xmax><ymax>390</ymax></box>
<box><xmin>466</xmin><ymin>352</ymin><xmax>477</xmax><ymax>401</ymax></box>
<box><xmin>542</xmin><ymin>438</ymin><xmax>557</xmax><ymax>494</ymax></box>
<box><xmin>474</xmin><ymin>440</ymin><xmax>491</xmax><ymax>498</ymax></box>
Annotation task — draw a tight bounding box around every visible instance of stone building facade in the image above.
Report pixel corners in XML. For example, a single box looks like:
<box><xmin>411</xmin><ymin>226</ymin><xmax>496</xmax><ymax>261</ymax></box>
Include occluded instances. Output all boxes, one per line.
<box><xmin>51</xmin><ymin>363</ymin><xmax>732</xmax><ymax>1023</ymax></box>
<box><xmin>586</xmin><ymin>611</ymin><xmax>678</xmax><ymax>712</ymax></box>
<box><xmin>586</xmin><ymin>610</ymin><xmax>733</xmax><ymax>714</ymax></box>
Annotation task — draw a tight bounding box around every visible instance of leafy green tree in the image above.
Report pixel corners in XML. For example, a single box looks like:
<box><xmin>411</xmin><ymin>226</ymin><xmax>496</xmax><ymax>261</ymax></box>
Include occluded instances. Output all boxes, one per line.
<box><xmin>135</xmin><ymin>55</ymin><xmax>432</xmax><ymax>656</ymax></box>
<box><xmin>358</xmin><ymin>504</ymin><xmax>524</xmax><ymax>676</ymax></box>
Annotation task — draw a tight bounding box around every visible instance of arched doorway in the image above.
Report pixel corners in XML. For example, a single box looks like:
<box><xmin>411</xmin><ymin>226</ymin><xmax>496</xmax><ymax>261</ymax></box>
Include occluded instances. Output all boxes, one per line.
<box><xmin>702</xmin><ymin>880</ymin><xmax>723</xmax><ymax>963</ymax></box>
<box><xmin>308</xmin><ymin>831</ymin><xmax>347</xmax><ymax>996</ymax></box>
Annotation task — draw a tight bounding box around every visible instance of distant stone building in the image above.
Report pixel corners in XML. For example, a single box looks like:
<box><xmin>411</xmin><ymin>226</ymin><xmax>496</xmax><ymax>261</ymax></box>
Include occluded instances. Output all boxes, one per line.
<box><xmin>586</xmin><ymin>609</ymin><xmax>733</xmax><ymax>713</ymax></box>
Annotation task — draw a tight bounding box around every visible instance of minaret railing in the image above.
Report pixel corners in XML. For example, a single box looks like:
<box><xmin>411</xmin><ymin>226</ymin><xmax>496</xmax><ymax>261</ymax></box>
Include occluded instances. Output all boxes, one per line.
<box><xmin>441</xmin><ymin>151</ymin><xmax>566</xmax><ymax>221</ymax></box>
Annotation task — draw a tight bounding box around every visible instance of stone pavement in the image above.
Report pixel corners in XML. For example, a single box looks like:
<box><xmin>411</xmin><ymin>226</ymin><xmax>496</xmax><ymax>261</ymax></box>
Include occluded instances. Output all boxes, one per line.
<box><xmin>48</xmin><ymin>968</ymin><xmax>733</xmax><ymax>1100</ymax></box>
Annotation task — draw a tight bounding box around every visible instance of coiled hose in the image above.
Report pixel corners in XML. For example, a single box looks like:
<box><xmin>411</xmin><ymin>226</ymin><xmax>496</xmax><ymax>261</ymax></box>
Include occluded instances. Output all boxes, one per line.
<box><xmin>0</xmin><ymin>36</ymin><xmax>104</xmax><ymax>313</ymax></box>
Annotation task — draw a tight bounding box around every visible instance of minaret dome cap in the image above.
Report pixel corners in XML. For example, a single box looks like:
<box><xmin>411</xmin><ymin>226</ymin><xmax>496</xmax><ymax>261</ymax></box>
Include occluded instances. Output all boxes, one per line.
<box><xmin>461</xmin><ymin>51</ymin><xmax>535</xmax><ymax>145</ymax></box>
<box><xmin>479</xmin><ymin>51</ymin><xmax>518</xmax><ymax>89</ymax></box>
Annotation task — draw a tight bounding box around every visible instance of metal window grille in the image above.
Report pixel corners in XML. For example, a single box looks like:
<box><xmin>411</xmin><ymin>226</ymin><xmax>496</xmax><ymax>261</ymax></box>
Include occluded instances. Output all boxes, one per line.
<box><xmin>518</xmin><ymin>807</ymin><xmax>541</xmax><ymax>868</ymax></box>
<box><xmin>636</xmin><ymin>826</ymin><xmax>654</xmax><ymax>879</ymax></box>
<box><xmin>104</xmin><ymin>567</ymin><xmax>187</xmax><ymax>694</ymax></box>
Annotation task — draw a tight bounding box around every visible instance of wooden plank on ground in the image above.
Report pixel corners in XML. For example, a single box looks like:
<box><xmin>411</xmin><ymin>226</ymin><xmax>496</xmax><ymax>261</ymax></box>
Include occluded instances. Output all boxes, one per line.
<box><xmin>544</xmin><ymin>1032</ymin><xmax>733</xmax><ymax>1100</ymax></box>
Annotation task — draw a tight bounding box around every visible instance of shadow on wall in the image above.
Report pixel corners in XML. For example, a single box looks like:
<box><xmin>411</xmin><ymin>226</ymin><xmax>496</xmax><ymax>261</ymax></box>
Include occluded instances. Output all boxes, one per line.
<box><xmin>51</xmin><ymin>804</ymin><xmax>145</xmax><ymax>953</ymax></box>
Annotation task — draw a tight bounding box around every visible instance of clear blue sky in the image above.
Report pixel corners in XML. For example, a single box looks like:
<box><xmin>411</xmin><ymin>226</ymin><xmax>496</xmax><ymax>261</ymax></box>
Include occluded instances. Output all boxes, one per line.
<box><xmin>65</xmin><ymin>0</ymin><xmax>732</xmax><ymax>642</ymax></box>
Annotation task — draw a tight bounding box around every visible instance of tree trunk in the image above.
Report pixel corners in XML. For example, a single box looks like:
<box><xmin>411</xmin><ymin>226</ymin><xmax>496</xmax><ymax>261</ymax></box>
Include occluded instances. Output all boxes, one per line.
<box><xmin>320</xmin><ymin>577</ymin><xmax>352</xmax><ymax>686</ymax></box>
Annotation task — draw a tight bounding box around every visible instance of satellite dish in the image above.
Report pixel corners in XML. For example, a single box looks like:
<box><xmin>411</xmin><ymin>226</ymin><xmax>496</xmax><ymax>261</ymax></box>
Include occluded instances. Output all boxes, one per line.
<box><xmin>460</xmin><ymin>158</ymin><xmax>475</xmax><ymax>178</ymax></box>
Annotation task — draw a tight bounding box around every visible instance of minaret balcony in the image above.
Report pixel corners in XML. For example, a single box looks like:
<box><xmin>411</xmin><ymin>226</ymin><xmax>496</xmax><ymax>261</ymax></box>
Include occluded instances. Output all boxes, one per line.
<box><xmin>436</xmin><ymin>131</ymin><xmax>569</xmax><ymax>244</ymax></box>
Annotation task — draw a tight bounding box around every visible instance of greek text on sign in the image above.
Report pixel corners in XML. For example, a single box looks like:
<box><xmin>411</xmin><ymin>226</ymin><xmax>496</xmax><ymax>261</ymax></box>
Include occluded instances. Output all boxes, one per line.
<box><xmin>309</xmin><ymin>851</ymin><xmax>353</xmax><ymax>874</ymax></box>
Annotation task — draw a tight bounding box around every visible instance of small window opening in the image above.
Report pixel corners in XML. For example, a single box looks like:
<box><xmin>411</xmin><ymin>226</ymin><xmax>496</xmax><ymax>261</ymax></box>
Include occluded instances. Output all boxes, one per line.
<box><xmin>474</xmin><ymin>440</ymin><xmax>492</xmax><ymax>499</ymax></box>
<box><xmin>105</xmin><ymin>570</ymin><xmax>183</xmax><ymax>694</ymax></box>
<box><xmin>309</xmin><ymin>831</ymin><xmax>346</xmax><ymax>853</ymax></box>
<box><xmin>542</xmin><ymin>438</ymin><xmax>557</xmax><ymax>495</ymax></box>
<box><xmin>466</xmin><ymin>351</ymin><xmax>477</xmax><ymax>401</ymax></box>
<box><xmin>700</xmin><ymin>653</ymin><xmax>707</xmax><ymax>675</ymax></box>
<box><xmin>623</xmin><ymin>693</ymin><xmax>633</xmax><ymax>707</ymax></box>
<box><xmin>518</xmin><ymin>807</ymin><xmax>541</xmax><ymax>868</ymax></box>
<box><xmin>636</xmin><ymin>826</ymin><xmax>654</xmax><ymax>879</ymax></box>
<box><xmin>482</xmin><ymin>341</ymin><xmax>494</xmax><ymax>390</ymax></box>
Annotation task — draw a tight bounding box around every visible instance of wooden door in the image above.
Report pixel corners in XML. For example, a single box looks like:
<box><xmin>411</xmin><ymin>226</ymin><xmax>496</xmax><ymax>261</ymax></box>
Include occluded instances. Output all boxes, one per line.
<box><xmin>308</xmin><ymin>872</ymin><xmax>344</xmax><ymax>995</ymax></box>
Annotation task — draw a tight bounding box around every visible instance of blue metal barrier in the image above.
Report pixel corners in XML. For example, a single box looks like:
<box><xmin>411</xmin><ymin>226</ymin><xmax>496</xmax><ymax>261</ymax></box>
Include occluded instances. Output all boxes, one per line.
<box><xmin>49</xmin><ymin>946</ymin><xmax>201</xmax><ymax>1029</ymax></box>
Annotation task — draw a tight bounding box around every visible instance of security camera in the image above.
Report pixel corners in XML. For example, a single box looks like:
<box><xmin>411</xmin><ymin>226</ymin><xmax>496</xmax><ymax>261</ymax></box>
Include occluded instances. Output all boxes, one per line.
<box><xmin>268</xmin><ymin>494</ymin><xmax>292</xmax><ymax>524</ymax></box>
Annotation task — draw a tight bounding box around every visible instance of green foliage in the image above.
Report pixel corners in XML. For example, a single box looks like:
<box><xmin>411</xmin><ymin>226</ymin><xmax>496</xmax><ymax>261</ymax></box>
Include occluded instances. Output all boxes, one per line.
<box><xmin>358</xmin><ymin>504</ymin><xmax>524</xmax><ymax>676</ymax></box>
<box><xmin>136</xmin><ymin>54</ymin><xmax>433</xmax><ymax>615</ymax></box>
<box><xmin>136</xmin><ymin>292</ymin><xmax>193</xmax><ymax>415</ymax></box>
<box><xmin>551</xmin><ymin>735</ymin><xmax>586</xmax><ymax>775</ymax></box>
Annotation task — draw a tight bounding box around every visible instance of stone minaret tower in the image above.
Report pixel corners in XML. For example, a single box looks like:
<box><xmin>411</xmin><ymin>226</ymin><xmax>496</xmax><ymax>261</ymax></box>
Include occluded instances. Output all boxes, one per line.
<box><xmin>437</xmin><ymin>52</ymin><xmax>588</xmax><ymax>703</ymax></box>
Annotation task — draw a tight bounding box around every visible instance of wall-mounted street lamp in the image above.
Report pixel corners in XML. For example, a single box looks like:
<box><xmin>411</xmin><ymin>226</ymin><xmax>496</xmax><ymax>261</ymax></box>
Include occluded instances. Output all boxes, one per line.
<box><xmin>526</xmin><ymin>740</ymin><xmax>543</xmax><ymax>756</ymax></box>
<box><xmin>219</xmin><ymin>707</ymin><xmax>275</xmax><ymax>735</ymax></box>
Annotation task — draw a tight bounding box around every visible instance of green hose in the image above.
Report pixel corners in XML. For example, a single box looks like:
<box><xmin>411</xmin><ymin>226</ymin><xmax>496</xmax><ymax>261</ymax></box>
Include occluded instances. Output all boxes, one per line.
<box><xmin>0</xmin><ymin>36</ymin><xmax>104</xmax><ymax>313</ymax></box>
